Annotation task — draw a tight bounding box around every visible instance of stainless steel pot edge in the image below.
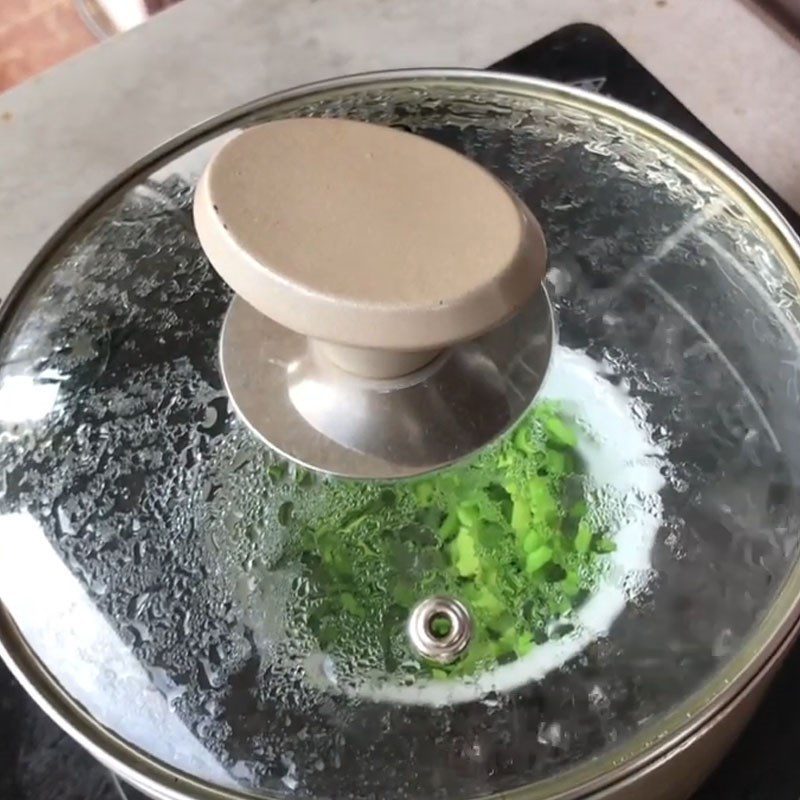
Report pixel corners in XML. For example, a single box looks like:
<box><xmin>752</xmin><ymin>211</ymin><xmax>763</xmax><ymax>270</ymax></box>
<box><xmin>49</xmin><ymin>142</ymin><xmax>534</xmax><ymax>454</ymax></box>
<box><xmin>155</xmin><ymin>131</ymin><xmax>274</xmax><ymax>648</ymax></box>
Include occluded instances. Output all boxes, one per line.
<box><xmin>0</xmin><ymin>611</ymin><xmax>245</xmax><ymax>800</ymax></box>
<box><xmin>589</xmin><ymin>613</ymin><xmax>800</xmax><ymax>800</ymax></box>
<box><xmin>0</xmin><ymin>68</ymin><xmax>798</xmax><ymax>800</ymax></box>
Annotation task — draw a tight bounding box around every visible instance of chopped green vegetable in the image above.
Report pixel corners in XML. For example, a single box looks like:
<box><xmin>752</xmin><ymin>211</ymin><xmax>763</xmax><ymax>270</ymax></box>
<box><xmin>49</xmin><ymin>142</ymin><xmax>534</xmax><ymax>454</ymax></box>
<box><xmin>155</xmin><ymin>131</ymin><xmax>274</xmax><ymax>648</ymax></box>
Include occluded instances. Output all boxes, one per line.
<box><xmin>294</xmin><ymin>468</ymin><xmax>314</xmax><ymax>488</ymax></box>
<box><xmin>510</xmin><ymin>496</ymin><xmax>530</xmax><ymax>536</ymax></box>
<box><xmin>593</xmin><ymin>536</ymin><xmax>617</xmax><ymax>553</ymax></box>
<box><xmin>561</xmin><ymin>570</ymin><xmax>581</xmax><ymax>597</ymax></box>
<box><xmin>456</xmin><ymin>501</ymin><xmax>480</xmax><ymax>528</ymax></box>
<box><xmin>277</xmin><ymin>402</ymin><xmax>615</xmax><ymax>682</ymax></box>
<box><xmin>438</xmin><ymin>509</ymin><xmax>460</xmax><ymax>541</ymax></box>
<box><xmin>277</xmin><ymin>501</ymin><xmax>293</xmax><ymax>526</ymax></box>
<box><xmin>543</xmin><ymin>414</ymin><xmax>578</xmax><ymax>448</ymax></box>
<box><xmin>515</xmin><ymin>631</ymin><xmax>534</xmax><ymax>656</ymax></box>
<box><xmin>267</xmin><ymin>462</ymin><xmax>287</xmax><ymax>483</ymax></box>
<box><xmin>414</xmin><ymin>481</ymin><xmax>434</xmax><ymax>506</ymax></box>
<box><xmin>513</xmin><ymin>425</ymin><xmax>537</xmax><ymax>455</ymax></box>
<box><xmin>453</xmin><ymin>527</ymin><xmax>480</xmax><ymax>577</ymax></box>
<box><xmin>523</xmin><ymin>530</ymin><xmax>542</xmax><ymax>553</ymax></box>
<box><xmin>575</xmin><ymin>518</ymin><xmax>594</xmax><ymax>553</ymax></box>
<box><xmin>525</xmin><ymin>545</ymin><xmax>554</xmax><ymax>574</ymax></box>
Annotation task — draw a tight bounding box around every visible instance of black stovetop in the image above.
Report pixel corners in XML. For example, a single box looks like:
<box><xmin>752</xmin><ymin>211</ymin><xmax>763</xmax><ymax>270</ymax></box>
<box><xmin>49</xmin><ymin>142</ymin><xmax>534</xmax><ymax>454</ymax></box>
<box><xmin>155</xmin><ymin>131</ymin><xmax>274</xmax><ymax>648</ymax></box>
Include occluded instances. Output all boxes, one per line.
<box><xmin>2</xmin><ymin>23</ymin><xmax>799</xmax><ymax>800</ymax></box>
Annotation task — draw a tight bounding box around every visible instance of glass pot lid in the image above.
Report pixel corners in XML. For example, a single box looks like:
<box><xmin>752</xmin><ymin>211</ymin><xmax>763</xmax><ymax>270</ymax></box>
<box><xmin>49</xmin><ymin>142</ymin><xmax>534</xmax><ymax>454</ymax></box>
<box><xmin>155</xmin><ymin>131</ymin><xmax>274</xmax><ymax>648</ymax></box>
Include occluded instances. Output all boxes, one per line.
<box><xmin>2</xmin><ymin>71</ymin><xmax>800</xmax><ymax>800</ymax></box>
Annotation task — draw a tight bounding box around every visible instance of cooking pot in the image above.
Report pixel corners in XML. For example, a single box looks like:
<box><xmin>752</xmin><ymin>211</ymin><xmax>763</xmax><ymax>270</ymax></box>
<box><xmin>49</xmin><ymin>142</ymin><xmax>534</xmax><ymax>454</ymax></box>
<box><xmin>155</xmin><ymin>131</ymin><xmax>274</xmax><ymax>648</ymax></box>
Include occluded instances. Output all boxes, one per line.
<box><xmin>1</xmin><ymin>69</ymin><xmax>800</xmax><ymax>800</ymax></box>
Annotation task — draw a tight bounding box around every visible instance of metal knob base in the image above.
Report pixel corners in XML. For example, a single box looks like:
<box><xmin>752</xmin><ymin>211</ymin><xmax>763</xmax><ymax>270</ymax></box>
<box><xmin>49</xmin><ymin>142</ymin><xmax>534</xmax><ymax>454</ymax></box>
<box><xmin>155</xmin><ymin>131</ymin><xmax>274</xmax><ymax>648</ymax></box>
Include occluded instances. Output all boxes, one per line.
<box><xmin>219</xmin><ymin>287</ymin><xmax>554</xmax><ymax>480</ymax></box>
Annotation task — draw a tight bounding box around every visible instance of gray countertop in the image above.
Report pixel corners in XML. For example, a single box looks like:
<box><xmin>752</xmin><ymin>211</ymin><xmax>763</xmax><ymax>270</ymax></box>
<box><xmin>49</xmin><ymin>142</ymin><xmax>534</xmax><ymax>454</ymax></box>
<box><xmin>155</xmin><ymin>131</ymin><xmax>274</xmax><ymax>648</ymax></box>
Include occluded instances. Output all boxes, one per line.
<box><xmin>0</xmin><ymin>0</ymin><xmax>798</xmax><ymax>300</ymax></box>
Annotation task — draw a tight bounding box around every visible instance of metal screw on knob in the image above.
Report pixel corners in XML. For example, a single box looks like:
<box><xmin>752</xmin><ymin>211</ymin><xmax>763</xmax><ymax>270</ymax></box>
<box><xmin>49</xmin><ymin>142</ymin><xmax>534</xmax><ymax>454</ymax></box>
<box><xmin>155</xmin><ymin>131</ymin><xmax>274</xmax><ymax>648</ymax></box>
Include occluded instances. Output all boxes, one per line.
<box><xmin>407</xmin><ymin>596</ymin><xmax>473</xmax><ymax>665</ymax></box>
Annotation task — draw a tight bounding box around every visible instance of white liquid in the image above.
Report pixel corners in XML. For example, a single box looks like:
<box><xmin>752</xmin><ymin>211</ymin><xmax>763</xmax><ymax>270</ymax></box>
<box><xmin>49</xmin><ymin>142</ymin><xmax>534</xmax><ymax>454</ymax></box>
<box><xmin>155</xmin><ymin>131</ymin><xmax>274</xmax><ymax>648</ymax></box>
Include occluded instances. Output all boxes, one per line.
<box><xmin>347</xmin><ymin>345</ymin><xmax>665</xmax><ymax>706</ymax></box>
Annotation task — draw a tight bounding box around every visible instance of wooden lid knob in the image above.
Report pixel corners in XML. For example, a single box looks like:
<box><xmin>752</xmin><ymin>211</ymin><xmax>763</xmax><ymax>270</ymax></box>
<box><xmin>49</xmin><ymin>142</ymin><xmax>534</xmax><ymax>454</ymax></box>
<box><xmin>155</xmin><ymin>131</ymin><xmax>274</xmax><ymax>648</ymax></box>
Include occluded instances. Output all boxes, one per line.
<box><xmin>194</xmin><ymin>118</ymin><xmax>546</xmax><ymax>378</ymax></box>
